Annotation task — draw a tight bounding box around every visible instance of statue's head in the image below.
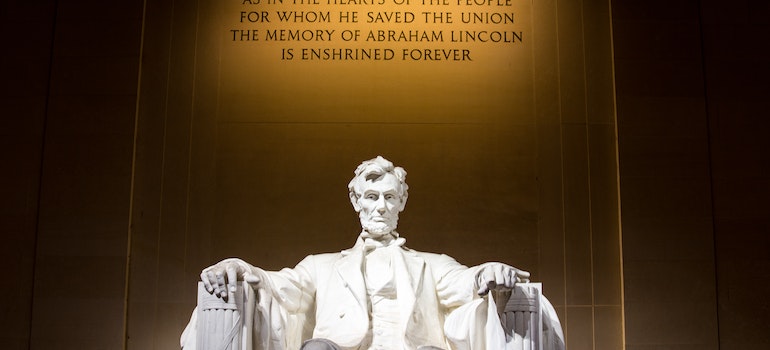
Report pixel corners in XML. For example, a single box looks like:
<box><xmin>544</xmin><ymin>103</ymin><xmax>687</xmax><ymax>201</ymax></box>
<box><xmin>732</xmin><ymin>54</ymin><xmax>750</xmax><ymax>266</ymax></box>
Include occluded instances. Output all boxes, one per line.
<box><xmin>348</xmin><ymin>156</ymin><xmax>409</xmax><ymax>236</ymax></box>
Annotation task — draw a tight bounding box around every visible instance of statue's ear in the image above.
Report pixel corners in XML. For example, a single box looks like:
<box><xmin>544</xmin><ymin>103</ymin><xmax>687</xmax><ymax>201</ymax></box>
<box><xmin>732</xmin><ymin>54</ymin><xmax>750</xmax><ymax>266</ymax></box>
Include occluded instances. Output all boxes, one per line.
<box><xmin>398</xmin><ymin>194</ymin><xmax>408</xmax><ymax>212</ymax></box>
<box><xmin>349</xmin><ymin>192</ymin><xmax>362</xmax><ymax>212</ymax></box>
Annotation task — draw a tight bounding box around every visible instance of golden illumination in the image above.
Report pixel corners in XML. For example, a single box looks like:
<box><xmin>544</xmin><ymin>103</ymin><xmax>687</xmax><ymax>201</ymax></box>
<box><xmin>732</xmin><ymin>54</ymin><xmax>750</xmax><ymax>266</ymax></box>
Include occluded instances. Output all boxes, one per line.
<box><xmin>217</xmin><ymin>0</ymin><xmax>533</xmax><ymax>125</ymax></box>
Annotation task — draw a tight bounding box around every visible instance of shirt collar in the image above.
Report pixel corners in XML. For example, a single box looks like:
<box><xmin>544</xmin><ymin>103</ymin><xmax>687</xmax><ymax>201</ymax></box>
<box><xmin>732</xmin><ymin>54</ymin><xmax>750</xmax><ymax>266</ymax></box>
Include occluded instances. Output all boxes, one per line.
<box><xmin>342</xmin><ymin>231</ymin><xmax>407</xmax><ymax>255</ymax></box>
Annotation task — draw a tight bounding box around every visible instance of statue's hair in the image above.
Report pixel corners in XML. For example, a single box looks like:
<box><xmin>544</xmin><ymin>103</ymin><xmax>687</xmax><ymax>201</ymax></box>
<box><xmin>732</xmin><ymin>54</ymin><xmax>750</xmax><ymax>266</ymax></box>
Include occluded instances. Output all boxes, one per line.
<box><xmin>348</xmin><ymin>156</ymin><xmax>408</xmax><ymax>200</ymax></box>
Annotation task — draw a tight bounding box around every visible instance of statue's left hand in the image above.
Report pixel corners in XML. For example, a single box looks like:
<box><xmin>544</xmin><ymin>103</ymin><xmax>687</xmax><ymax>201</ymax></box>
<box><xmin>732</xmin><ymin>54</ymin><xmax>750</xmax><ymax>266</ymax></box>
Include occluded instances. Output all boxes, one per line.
<box><xmin>476</xmin><ymin>263</ymin><xmax>531</xmax><ymax>296</ymax></box>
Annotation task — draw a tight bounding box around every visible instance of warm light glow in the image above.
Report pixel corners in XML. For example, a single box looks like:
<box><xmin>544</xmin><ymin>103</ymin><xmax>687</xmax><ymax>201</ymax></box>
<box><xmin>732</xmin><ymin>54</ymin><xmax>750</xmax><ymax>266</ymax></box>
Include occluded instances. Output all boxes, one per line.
<box><xmin>218</xmin><ymin>0</ymin><xmax>533</xmax><ymax>125</ymax></box>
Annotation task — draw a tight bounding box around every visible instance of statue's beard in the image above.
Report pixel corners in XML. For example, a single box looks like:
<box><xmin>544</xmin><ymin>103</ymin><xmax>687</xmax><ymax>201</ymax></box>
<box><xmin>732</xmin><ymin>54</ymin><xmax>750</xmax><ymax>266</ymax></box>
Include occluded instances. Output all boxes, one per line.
<box><xmin>361</xmin><ymin>219</ymin><xmax>397</xmax><ymax>236</ymax></box>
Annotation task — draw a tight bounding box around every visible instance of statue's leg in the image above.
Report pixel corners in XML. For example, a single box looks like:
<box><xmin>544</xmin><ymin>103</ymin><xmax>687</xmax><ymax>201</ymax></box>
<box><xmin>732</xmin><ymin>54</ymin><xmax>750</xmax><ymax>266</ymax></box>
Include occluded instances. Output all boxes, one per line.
<box><xmin>300</xmin><ymin>338</ymin><xmax>342</xmax><ymax>350</ymax></box>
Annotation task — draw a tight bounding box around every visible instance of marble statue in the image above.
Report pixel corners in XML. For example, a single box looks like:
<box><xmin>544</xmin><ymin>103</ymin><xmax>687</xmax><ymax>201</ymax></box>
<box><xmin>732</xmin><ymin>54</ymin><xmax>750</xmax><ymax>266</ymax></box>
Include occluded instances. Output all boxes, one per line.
<box><xmin>181</xmin><ymin>156</ymin><xmax>564</xmax><ymax>350</ymax></box>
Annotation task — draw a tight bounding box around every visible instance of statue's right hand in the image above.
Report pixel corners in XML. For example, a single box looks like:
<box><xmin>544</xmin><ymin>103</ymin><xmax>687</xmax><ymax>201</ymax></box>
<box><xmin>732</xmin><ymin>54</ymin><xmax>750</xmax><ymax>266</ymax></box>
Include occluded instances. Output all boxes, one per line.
<box><xmin>200</xmin><ymin>258</ymin><xmax>262</xmax><ymax>302</ymax></box>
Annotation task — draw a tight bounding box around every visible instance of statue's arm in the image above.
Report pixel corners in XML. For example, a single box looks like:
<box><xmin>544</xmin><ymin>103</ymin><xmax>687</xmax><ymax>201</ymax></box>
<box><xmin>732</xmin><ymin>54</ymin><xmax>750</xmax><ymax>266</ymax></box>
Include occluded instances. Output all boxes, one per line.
<box><xmin>429</xmin><ymin>254</ymin><xmax>531</xmax><ymax>308</ymax></box>
<box><xmin>430</xmin><ymin>254</ymin><xmax>478</xmax><ymax>308</ymax></box>
<box><xmin>198</xmin><ymin>255</ymin><xmax>316</xmax><ymax>312</ymax></box>
<box><xmin>182</xmin><ymin>257</ymin><xmax>317</xmax><ymax>350</ymax></box>
<box><xmin>263</xmin><ymin>255</ymin><xmax>316</xmax><ymax>314</ymax></box>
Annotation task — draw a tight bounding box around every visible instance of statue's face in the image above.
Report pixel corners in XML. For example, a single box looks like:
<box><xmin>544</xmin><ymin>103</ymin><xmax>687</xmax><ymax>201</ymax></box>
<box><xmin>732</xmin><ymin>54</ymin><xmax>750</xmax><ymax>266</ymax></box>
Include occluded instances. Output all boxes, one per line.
<box><xmin>356</xmin><ymin>173</ymin><xmax>403</xmax><ymax>236</ymax></box>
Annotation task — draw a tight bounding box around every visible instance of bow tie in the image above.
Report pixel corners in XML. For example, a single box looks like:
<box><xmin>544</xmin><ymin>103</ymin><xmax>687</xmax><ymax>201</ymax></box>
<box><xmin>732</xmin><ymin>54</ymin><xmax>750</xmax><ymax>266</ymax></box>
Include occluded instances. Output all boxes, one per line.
<box><xmin>363</xmin><ymin>237</ymin><xmax>406</xmax><ymax>252</ymax></box>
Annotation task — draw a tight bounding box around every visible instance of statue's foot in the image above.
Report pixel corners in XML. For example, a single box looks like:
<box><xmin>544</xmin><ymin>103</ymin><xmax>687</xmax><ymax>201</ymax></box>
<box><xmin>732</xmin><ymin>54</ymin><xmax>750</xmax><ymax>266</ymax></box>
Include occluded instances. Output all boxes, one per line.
<box><xmin>300</xmin><ymin>338</ymin><xmax>342</xmax><ymax>350</ymax></box>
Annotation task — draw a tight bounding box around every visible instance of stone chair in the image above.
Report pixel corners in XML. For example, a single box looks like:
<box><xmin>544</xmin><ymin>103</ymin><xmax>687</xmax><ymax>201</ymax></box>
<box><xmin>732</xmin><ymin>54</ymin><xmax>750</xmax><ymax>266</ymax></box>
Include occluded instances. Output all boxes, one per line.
<box><xmin>185</xmin><ymin>282</ymin><xmax>563</xmax><ymax>350</ymax></box>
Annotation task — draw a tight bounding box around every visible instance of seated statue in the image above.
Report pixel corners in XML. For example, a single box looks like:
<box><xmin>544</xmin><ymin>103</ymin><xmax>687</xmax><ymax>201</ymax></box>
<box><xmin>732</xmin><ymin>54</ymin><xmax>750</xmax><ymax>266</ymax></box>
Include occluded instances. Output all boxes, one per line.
<box><xmin>181</xmin><ymin>156</ymin><xmax>564</xmax><ymax>350</ymax></box>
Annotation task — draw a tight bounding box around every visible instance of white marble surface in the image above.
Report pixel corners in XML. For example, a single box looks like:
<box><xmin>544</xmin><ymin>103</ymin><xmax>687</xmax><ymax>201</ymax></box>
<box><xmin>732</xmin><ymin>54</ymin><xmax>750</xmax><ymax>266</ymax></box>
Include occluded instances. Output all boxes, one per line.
<box><xmin>182</xmin><ymin>157</ymin><xmax>563</xmax><ymax>350</ymax></box>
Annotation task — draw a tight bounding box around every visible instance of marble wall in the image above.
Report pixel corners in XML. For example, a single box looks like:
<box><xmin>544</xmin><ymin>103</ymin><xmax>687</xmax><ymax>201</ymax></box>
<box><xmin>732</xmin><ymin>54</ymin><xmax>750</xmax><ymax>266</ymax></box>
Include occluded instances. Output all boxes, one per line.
<box><xmin>1</xmin><ymin>0</ymin><xmax>767</xmax><ymax>349</ymax></box>
<box><xmin>1</xmin><ymin>1</ymin><xmax>141</xmax><ymax>349</ymax></box>
<box><xmin>612</xmin><ymin>0</ymin><xmax>770</xmax><ymax>349</ymax></box>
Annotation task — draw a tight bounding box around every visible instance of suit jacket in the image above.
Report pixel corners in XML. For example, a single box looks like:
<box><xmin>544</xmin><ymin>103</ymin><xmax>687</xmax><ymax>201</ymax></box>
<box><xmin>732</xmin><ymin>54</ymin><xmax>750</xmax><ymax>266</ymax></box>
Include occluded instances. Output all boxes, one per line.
<box><xmin>180</xmin><ymin>237</ymin><xmax>565</xmax><ymax>350</ymax></box>
<box><xmin>264</xmin><ymin>237</ymin><xmax>480</xmax><ymax>350</ymax></box>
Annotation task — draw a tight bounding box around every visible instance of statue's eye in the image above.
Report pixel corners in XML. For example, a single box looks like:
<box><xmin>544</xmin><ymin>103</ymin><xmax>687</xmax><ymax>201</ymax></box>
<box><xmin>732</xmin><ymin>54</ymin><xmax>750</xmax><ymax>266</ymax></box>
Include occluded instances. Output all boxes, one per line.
<box><xmin>365</xmin><ymin>194</ymin><xmax>378</xmax><ymax>200</ymax></box>
<box><xmin>385</xmin><ymin>194</ymin><xmax>395</xmax><ymax>200</ymax></box>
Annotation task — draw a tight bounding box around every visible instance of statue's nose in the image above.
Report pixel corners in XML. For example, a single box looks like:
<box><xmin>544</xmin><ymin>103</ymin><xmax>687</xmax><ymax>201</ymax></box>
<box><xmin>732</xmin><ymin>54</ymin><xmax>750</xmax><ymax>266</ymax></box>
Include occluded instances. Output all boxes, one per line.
<box><xmin>375</xmin><ymin>197</ymin><xmax>387</xmax><ymax>213</ymax></box>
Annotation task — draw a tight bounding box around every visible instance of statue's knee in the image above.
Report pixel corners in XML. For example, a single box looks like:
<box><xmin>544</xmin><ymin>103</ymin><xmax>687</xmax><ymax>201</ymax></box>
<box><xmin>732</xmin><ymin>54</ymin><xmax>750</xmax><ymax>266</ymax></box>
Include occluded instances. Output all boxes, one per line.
<box><xmin>301</xmin><ymin>338</ymin><xmax>341</xmax><ymax>350</ymax></box>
